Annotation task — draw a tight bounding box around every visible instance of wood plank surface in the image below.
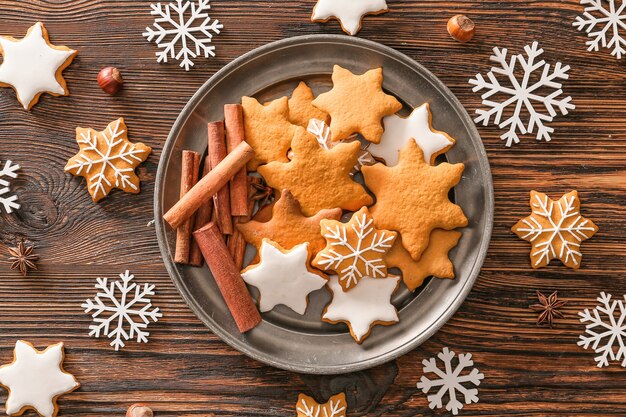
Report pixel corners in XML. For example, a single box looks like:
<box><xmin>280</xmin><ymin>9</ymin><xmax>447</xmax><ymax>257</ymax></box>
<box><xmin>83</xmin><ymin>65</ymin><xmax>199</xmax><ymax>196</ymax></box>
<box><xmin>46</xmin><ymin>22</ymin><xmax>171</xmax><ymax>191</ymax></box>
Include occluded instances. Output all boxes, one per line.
<box><xmin>1</xmin><ymin>1</ymin><xmax>625</xmax><ymax>416</ymax></box>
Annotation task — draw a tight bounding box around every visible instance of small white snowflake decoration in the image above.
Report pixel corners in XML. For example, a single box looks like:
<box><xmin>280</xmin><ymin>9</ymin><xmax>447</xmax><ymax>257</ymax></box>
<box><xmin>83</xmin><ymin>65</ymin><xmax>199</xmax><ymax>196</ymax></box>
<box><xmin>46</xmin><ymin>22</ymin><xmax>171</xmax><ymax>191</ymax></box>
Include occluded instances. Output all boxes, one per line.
<box><xmin>143</xmin><ymin>0</ymin><xmax>223</xmax><ymax>71</ymax></box>
<box><xmin>417</xmin><ymin>347</ymin><xmax>484</xmax><ymax>415</ymax></box>
<box><xmin>469</xmin><ymin>42</ymin><xmax>575</xmax><ymax>147</ymax></box>
<box><xmin>82</xmin><ymin>270</ymin><xmax>162</xmax><ymax>351</ymax></box>
<box><xmin>0</xmin><ymin>160</ymin><xmax>20</xmax><ymax>214</ymax></box>
<box><xmin>578</xmin><ymin>292</ymin><xmax>626</xmax><ymax>367</ymax></box>
<box><xmin>574</xmin><ymin>0</ymin><xmax>626</xmax><ymax>59</ymax></box>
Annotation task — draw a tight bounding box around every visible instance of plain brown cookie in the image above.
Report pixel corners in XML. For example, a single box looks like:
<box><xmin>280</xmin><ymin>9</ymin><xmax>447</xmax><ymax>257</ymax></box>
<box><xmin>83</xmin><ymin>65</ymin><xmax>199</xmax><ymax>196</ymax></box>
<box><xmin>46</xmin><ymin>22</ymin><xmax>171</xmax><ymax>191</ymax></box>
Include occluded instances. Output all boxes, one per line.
<box><xmin>288</xmin><ymin>81</ymin><xmax>329</xmax><ymax>128</ymax></box>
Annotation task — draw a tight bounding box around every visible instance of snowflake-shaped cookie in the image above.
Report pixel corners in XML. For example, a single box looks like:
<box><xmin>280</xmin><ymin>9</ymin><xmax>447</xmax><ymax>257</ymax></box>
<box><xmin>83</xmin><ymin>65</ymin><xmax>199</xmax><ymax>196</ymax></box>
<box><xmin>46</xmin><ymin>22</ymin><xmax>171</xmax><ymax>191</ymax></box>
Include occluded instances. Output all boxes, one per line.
<box><xmin>82</xmin><ymin>270</ymin><xmax>162</xmax><ymax>351</ymax></box>
<box><xmin>143</xmin><ymin>0</ymin><xmax>223</xmax><ymax>71</ymax></box>
<box><xmin>296</xmin><ymin>392</ymin><xmax>347</xmax><ymax>417</ymax></box>
<box><xmin>417</xmin><ymin>347</ymin><xmax>484</xmax><ymax>415</ymax></box>
<box><xmin>0</xmin><ymin>159</ymin><xmax>20</xmax><ymax>214</ymax></box>
<box><xmin>469</xmin><ymin>42</ymin><xmax>575</xmax><ymax>147</ymax></box>
<box><xmin>574</xmin><ymin>0</ymin><xmax>626</xmax><ymax>59</ymax></box>
<box><xmin>578</xmin><ymin>292</ymin><xmax>626</xmax><ymax>367</ymax></box>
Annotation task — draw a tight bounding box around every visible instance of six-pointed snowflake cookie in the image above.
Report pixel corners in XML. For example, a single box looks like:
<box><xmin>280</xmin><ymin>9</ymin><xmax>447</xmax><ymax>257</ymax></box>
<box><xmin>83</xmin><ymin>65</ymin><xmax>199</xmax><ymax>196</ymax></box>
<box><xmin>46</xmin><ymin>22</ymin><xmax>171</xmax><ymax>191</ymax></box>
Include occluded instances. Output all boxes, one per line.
<box><xmin>469</xmin><ymin>42</ymin><xmax>575</xmax><ymax>147</ymax></box>
<box><xmin>143</xmin><ymin>0</ymin><xmax>223</xmax><ymax>71</ymax></box>
<box><xmin>311</xmin><ymin>0</ymin><xmax>388</xmax><ymax>36</ymax></box>
<box><xmin>578</xmin><ymin>292</ymin><xmax>626</xmax><ymax>367</ymax></box>
<box><xmin>82</xmin><ymin>270</ymin><xmax>162</xmax><ymax>351</ymax></box>
<box><xmin>0</xmin><ymin>159</ymin><xmax>20</xmax><ymax>214</ymax></box>
<box><xmin>574</xmin><ymin>0</ymin><xmax>626</xmax><ymax>59</ymax></box>
<box><xmin>416</xmin><ymin>347</ymin><xmax>484</xmax><ymax>415</ymax></box>
<box><xmin>296</xmin><ymin>392</ymin><xmax>347</xmax><ymax>417</ymax></box>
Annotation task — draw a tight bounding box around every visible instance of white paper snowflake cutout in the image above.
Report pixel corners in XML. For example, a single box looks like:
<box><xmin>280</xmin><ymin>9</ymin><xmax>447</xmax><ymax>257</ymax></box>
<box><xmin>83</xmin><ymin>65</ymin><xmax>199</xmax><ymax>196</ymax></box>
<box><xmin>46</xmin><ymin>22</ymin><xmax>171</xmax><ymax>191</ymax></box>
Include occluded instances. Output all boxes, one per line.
<box><xmin>0</xmin><ymin>160</ymin><xmax>20</xmax><ymax>214</ymax></box>
<box><xmin>574</xmin><ymin>0</ymin><xmax>626</xmax><ymax>59</ymax></box>
<box><xmin>143</xmin><ymin>0</ymin><xmax>223</xmax><ymax>71</ymax></box>
<box><xmin>417</xmin><ymin>347</ymin><xmax>484</xmax><ymax>415</ymax></box>
<box><xmin>578</xmin><ymin>292</ymin><xmax>626</xmax><ymax>367</ymax></box>
<box><xmin>469</xmin><ymin>42</ymin><xmax>575</xmax><ymax>147</ymax></box>
<box><xmin>82</xmin><ymin>270</ymin><xmax>162</xmax><ymax>351</ymax></box>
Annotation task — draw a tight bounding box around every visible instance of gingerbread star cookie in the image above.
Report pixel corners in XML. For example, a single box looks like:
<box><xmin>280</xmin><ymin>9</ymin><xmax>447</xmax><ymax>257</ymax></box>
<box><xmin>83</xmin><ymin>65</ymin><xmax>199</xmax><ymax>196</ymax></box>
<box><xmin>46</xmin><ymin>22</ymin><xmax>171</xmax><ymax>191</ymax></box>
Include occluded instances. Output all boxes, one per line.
<box><xmin>386</xmin><ymin>230</ymin><xmax>462</xmax><ymax>292</ymax></box>
<box><xmin>296</xmin><ymin>392</ymin><xmax>347</xmax><ymax>417</ymax></box>
<box><xmin>257</xmin><ymin>127</ymin><xmax>373</xmax><ymax>216</ymax></box>
<box><xmin>242</xmin><ymin>96</ymin><xmax>298</xmax><ymax>170</ymax></box>
<box><xmin>288</xmin><ymin>81</ymin><xmax>329</xmax><ymax>128</ymax></box>
<box><xmin>512</xmin><ymin>190</ymin><xmax>598</xmax><ymax>269</ymax></box>
<box><xmin>65</xmin><ymin>118</ymin><xmax>152</xmax><ymax>202</ymax></box>
<box><xmin>311</xmin><ymin>0</ymin><xmax>388</xmax><ymax>36</ymax></box>
<box><xmin>312</xmin><ymin>65</ymin><xmax>402</xmax><ymax>143</ymax></box>
<box><xmin>0</xmin><ymin>341</ymin><xmax>79</xmax><ymax>417</ymax></box>
<box><xmin>362</xmin><ymin>140</ymin><xmax>467</xmax><ymax>261</ymax></box>
<box><xmin>0</xmin><ymin>22</ymin><xmax>77</xmax><ymax>110</ymax></box>
<box><xmin>237</xmin><ymin>189</ymin><xmax>342</xmax><ymax>258</ymax></box>
<box><xmin>313</xmin><ymin>206</ymin><xmax>397</xmax><ymax>291</ymax></box>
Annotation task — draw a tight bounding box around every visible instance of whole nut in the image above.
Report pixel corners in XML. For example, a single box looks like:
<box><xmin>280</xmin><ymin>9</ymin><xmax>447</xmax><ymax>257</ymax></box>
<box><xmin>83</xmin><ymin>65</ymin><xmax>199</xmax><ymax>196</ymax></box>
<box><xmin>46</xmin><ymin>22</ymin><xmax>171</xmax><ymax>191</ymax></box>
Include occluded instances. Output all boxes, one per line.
<box><xmin>97</xmin><ymin>66</ymin><xmax>124</xmax><ymax>95</ymax></box>
<box><xmin>447</xmin><ymin>15</ymin><xmax>475</xmax><ymax>43</ymax></box>
<box><xmin>126</xmin><ymin>403</ymin><xmax>153</xmax><ymax>417</ymax></box>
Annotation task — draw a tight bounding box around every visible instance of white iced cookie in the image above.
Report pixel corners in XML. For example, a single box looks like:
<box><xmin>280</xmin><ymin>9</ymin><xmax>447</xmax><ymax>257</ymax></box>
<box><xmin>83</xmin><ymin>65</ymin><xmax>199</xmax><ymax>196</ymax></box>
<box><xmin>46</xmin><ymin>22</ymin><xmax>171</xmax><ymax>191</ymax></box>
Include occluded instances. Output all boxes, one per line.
<box><xmin>0</xmin><ymin>22</ymin><xmax>77</xmax><ymax>110</ymax></box>
<box><xmin>311</xmin><ymin>0</ymin><xmax>388</xmax><ymax>36</ymax></box>
<box><xmin>242</xmin><ymin>240</ymin><xmax>328</xmax><ymax>315</ymax></box>
<box><xmin>323</xmin><ymin>274</ymin><xmax>400</xmax><ymax>343</ymax></box>
<box><xmin>370</xmin><ymin>103</ymin><xmax>455</xmax><ymax>166</ymax></box>
<box><xmin>0</xmin><ymin>341</ymin><xmax>79</xmax><ymax>417</ymax></box>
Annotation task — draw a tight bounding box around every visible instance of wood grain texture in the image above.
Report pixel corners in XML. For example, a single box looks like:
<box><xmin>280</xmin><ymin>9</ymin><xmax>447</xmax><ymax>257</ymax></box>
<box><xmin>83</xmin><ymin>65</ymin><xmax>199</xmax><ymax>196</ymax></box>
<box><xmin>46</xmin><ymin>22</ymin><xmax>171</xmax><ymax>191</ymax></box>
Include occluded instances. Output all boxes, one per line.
<box><xmin>0</xmin><ymin>0</ymin><xmax>625</xmax><ymax>416</ymax></box>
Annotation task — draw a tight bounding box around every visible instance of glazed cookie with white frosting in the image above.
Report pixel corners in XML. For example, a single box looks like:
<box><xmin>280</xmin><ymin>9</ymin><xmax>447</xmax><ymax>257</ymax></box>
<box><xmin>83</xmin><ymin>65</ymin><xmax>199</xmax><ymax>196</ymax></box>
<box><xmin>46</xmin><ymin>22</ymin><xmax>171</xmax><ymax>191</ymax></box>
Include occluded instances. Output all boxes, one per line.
<box><xmin>311</xmin><ymin>0</ymin><xmax>388</xmax><ymax>36</ymax></box>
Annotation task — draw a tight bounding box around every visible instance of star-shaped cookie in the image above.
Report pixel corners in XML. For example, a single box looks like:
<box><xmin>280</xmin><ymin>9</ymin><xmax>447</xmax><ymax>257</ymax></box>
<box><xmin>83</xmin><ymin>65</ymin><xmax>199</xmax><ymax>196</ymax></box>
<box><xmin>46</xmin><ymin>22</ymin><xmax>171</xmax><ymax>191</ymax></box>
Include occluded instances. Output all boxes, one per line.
<box><xmin>242</xmin><ymin>96</ymin><xmax>298</xmax><ymax>170</ymax></box>
<box><xmin>242</xmin><ymin>240</ymin><xmax>327</xmax><ymax>315</ymax></box>
<box><xmin>257</xmin><ymin>126</ymin><xmax>373</xmax><ymax>216</ymax></box>
<box><xmin>288</xmin><ymin>81</ymin><xmax>329</xmax><ymax>128</ymax></box>
<box><xmin>369</xmin><ymin>103</ymin><xmax>455</xmax><ymax>166</ymax></box>
<box><xmin>296</xmin><ymin>392</ymin><xmax>347</xmax><ymax>417</ymax></box>
<box><xmin>237</xmin><ymin>189</ymin><xmax>342</xmax><ymax>258</ymax></box>
<box><xmin>312</xmin><ymin>65</ymin><xmax>402</xmax><ymax>143</ymax></box>
<box><xmin>0</xmin><ymin>341</ymin><xmax>79</xmax><ymax>417</ymax></box>
<box><xmin>311</xmin><ymin>0</ymin><xmax>388</xmax><ymax>36</ymax></box>
<box><xmin>0</xmin><ymin>22</ymin><xmax>77</xmax><ymax>110</ymax></box>
<box><xmin>362</xmin><ymin>140</ymin><xmax>467</xmax><ymax>261</ymax></box>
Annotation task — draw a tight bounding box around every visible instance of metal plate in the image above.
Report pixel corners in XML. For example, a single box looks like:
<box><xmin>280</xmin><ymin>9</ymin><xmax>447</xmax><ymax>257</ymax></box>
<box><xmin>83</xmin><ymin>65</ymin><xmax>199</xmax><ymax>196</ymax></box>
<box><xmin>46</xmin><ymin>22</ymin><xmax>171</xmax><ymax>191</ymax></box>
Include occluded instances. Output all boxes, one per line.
<box><xmin>154</xmin><ymin>35</ymin><xmax>494</xmax><ymax>375</ymax></box>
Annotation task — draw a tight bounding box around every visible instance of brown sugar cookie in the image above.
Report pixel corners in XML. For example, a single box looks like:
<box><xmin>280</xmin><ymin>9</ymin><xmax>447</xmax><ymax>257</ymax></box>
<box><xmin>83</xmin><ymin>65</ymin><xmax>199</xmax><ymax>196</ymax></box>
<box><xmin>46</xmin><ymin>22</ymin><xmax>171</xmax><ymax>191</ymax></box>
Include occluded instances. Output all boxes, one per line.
<box><xmin>257</xmin><ymin>127</ymin><xmax>373</xmax><ymax>216</ymax></box>
<box><xmin>288</xmin><ymin>81</ymin><xmax>329</xmax><ymax>128</ymax></box>
<box><xmin>242</xmin><ymin>96</ymin><xmax>298</xmax><ymax>170</ymax></box>
<box><xmin>362</xmin><ymin>140</ymin><xmax>467</xmax><ymax>261</ymax></box>
<box><xmin>386</xmin><ymin>229</ymin><xmax>462</xmax><ymax>292</ymax></box>
<box><xmin>311</xmin><ymin>65</ymin><xmax>402</xmax><ymax>143</ymax></box>
<box><xmin>296</xmin><ymin>392</ymin><xmax>347</xmax><ymax>417</ymax></box>
<box><xmin>512</xmin><ymin>190</ymin><xmax>598</xmax><ymax>269</ymax></box>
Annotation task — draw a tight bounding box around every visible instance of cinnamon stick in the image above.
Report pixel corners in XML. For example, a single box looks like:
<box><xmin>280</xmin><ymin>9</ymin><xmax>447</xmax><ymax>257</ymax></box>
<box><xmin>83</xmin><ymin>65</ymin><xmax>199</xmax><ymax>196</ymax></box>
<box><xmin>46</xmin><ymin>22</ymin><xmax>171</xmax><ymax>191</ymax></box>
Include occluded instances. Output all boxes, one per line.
<box><xmin>225</xmin><ymin>104</ymin><xmax>249</xmax><ymax>216</ymax></box>
<box><xmin>174</xmin><ymin>150</ymin><xmax>201</xmax><ymax>264</ymax></box>
<box><xmin>189</xmin><ymin>156</ymin><xmax>214</xmax><ymax>267</ymax></box>
<box><xmin>209</xmin><ymin>121</ymin><xmax>233</xmax><ymax>235</ymax></box>
<box><xmin>163</xmin><ymin>141</ymin><xmax>255</xmax><ymax>229</ymax></box>
<box><xmin>227</xmin><ymin>227</ymin><xmax>247</xmax><ymax>271</ymax></box>
<box><xmin>193</xmin><ymin>222</ymin><xmax>261</xmax><ymax>333</ymax></box>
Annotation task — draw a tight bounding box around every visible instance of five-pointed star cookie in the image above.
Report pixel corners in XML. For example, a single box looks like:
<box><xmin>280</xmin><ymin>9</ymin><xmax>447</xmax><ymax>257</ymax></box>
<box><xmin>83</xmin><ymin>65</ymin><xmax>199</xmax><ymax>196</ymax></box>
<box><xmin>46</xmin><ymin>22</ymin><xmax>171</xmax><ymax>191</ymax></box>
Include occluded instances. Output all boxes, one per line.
<box><xmin>512</xmin><ymin>190</ymin><xmax>598</xmax><ymax>269</ymax></box>
<box><xmin>242</xmin><ymin>96</ymin><xmax>298</xmax><ymax>170</ymax></box>
<box><xmin>288</xmin><ymin>81</ymin><xmax>329</xmax><ymax>128</ymax></box>
<box><xmin>362</xmin><ymin>140</ymin><xmax>467</xmax><ymax>261</ymax></box>
<box><xmin>0</xmin><ymin>22</ymin><xmax>77</xmax><ymax>110</ymax></box>
<box><xmin>296</xmin><ymin>392</ymin><xmax>347</xmax><ymax>417</ymax></box>
<box><xmin>369</xmin><ymin>103</ymin><xmax>455</xmax><ymax>166</ymax></box>
<box><xmin>311</xmin><ymin>0</ymin><xmax>388</xmax><ymax>36</ymax></box>
<box><xmin>312</xmin><ymin>65</ymin><xmax>402</xmax><ymax>143</ymax></box>
<box><xmin>242</xmin><ymin>240</ymin><xmax>327</xmax><ymax>315</ymax></box>
<box><xmin>237</xmin><ymin>189</ymin><xmax>342</xmax><ymax>258</ymax></box>
<box><xmin>257</xmin><ymin>126</ymin><xmax>373</xmax><ymax>216</ymax></box>
<box><xmin>65</xmin><ymin>118</ymin><xmax>152</xmax><ymax>202</ymax></box>
<box><xmin>0</xmin><ymin>341</ymin><xmax>79</xmax><ymax>417</ymax></box>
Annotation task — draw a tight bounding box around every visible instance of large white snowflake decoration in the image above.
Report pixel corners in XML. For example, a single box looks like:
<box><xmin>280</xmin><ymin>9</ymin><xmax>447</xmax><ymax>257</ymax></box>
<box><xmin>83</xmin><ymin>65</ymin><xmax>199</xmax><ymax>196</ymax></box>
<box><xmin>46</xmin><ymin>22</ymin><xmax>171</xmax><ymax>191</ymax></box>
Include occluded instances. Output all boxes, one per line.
<box><xmin>82</xmin><ymin>270</ymin><xmax>162</xmax><ymax>351</ymax></box>
<box><xmin>469</xmin><ymin>42</ymin><xmax>575</xmax><ymax>147</ymax></box>
<box><xmin>574</xmin><ymin>0</ymin><xmax>626</xmax><ymax>59</ymax></box>
<box><xmin>143</xmin><ymin>0</ymin><xmax>223</xmax><ymax>71</ymax></box>
<box><xmin>0</xmin><ymin>160</ymin><xmax>20</xmax><ymax>214</ymax></box>
<box><xmin>417</xmin><ymin>347</ymin><xmax>484</xmax><ymax>415</ymax></box>
<box><xmin>578</xmin><ymin>292</ymin><xmax>626</xmax><ymax>367</ymax></box>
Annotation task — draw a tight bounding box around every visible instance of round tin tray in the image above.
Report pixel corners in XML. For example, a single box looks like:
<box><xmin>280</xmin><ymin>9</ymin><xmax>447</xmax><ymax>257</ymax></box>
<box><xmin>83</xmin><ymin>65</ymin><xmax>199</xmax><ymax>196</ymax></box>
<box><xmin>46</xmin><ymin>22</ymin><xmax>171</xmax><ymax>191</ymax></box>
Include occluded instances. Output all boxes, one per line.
<box><xmin>154</xmin><ymin>35</ymin><xmax>494</xmax><ymax>375</ymax></box>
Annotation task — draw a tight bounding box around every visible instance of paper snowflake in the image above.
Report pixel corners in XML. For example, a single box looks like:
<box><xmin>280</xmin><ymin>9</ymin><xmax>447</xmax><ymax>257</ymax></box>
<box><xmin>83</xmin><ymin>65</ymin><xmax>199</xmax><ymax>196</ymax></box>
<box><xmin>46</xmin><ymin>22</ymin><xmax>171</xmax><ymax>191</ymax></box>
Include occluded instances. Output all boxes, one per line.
<box><xmin>574</xmin><ymin>0</ymin><xmax>626</xmax><ymax>59</ymax></box>
<box><xmin>469</xmin><ymin>42</ymin><xmax>575</xmax><ymax>147</ymax></box>
<box><xmin>82</xmin><ymin>270</ymin><xmax>162</xmax><ymax>351</ymax></box>
<box><xmin>578</xmin><ymin>292</ymin><xmax>626</xmax><ymax>367</ymax></box>
<box><xmin>417</xmin><ymin>347</ymin><xmax>484</xmax><ymax>415</ymax></box>
<box><xmin>143</xmin><ymin>0</ymin><xmax>223</xmax><ymax>71</ymax></box>
<box><xmin>0</xmin><ymin>160</ymin><xmax>20</xmax><ymax>214</ymax></box>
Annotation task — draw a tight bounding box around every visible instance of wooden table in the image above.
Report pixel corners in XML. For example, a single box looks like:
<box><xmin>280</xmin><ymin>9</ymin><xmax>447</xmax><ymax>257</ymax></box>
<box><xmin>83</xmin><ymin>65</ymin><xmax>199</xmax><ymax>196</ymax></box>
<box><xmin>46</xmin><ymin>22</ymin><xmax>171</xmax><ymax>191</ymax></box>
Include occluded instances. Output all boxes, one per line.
<box><xmin>1</xmin><ymin>1</ymin><xmax>624</xmax><ymax>416</ymax></box>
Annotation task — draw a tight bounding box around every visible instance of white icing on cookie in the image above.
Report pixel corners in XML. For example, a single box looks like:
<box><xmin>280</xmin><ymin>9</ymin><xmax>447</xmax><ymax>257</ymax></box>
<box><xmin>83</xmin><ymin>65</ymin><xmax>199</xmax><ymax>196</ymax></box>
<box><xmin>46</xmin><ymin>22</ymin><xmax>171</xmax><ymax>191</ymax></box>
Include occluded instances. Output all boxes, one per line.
<box><xmin>370</xmin><ymin>103</ymin><xmax>454</xmax><ymax>166</ymax></box>
<box><xmin>0</xmin><ymin>341</ymin><xmax>79</xmax><ymax>417</ymax></box>
<box><xmin>312</xmin><ymin>0</ymin><xmax>388</xmax><ymax>36</ymax></box>
<box><xmin>323</xmin><ymin>274</ymin><xmax>400</xmax><ymax>342</ymax></box>
<box><xmin>0</xmin><ymin>22</ymin><xmax>76</xmax><ymax>109</ymax></box>
<box><xmin>242</xmin><ymin>241</ymin><xmax>327</xmax><ymax>315</ymax></box>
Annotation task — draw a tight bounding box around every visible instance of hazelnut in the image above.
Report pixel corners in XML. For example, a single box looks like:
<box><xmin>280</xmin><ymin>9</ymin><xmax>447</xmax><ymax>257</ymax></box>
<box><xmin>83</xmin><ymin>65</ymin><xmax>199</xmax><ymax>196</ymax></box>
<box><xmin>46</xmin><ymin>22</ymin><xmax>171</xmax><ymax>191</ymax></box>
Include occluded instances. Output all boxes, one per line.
<box><xmin>126</xmin><ymin>403</ymin><xmax>153</xmax><ymax>417</ymax></box>
<box><xmin>447</xmin><ymin>15</ymin><xmax>475</xmax><ymax>43</ymax></box>
<box><xmin>97</xmin><ymin>66</ymin><xmax>124</xmax><ymax>95</ymax></box>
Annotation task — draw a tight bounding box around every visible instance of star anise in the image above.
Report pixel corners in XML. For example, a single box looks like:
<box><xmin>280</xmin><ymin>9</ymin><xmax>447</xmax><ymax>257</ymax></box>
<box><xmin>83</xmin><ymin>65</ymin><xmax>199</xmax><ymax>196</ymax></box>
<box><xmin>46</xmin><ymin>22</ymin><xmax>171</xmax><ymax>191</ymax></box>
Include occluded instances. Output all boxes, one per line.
<box><xmin>8</xmin><ymin>242</ymin><xmax>38</xmax><ymax>276</ymax></box>
<box><xmin>529</xmin><ymin>290</ymin><xmax>566</xmax><ymax>327</ymax></box>
<box><xmin>248</xmin><ymin>176</ymin><xmax>275</xmax><ymax>208</ymax></box>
